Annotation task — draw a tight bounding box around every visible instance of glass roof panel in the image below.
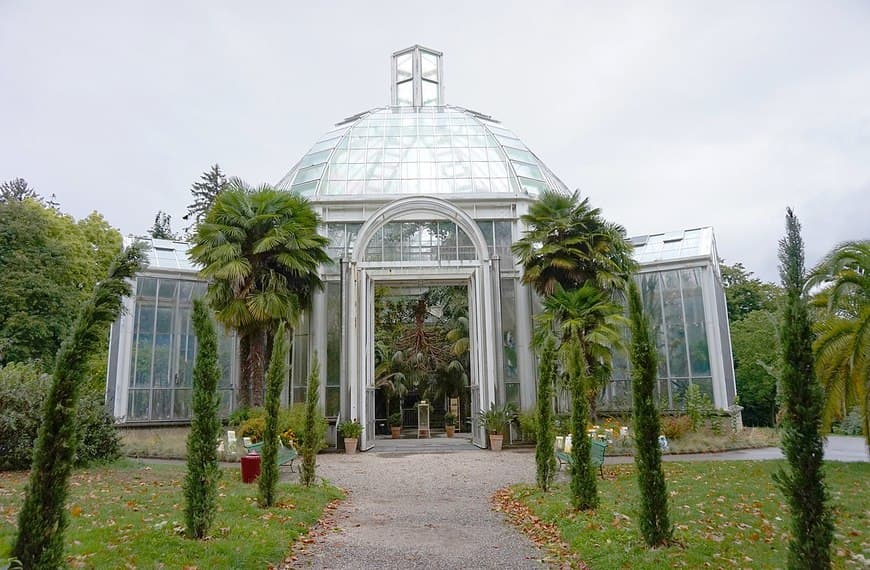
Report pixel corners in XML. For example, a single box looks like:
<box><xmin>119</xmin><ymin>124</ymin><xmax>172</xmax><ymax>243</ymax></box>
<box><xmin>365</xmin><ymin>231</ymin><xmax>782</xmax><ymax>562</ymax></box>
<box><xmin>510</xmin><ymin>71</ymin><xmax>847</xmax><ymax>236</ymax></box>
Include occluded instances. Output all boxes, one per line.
<box><xmin>277</xmin><ymin>106</ymin><xmax>569</xmax><ymax>198</ymax></box>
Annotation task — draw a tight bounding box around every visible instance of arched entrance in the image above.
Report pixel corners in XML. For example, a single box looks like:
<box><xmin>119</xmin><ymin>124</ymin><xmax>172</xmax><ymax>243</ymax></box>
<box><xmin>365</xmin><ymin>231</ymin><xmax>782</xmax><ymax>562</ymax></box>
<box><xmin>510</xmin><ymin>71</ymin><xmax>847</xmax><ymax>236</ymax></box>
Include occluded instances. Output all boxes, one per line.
<box><xmin>344</xmin><ymin>197</ymin><xmax>500</xmax><ymax>449</ymax></box>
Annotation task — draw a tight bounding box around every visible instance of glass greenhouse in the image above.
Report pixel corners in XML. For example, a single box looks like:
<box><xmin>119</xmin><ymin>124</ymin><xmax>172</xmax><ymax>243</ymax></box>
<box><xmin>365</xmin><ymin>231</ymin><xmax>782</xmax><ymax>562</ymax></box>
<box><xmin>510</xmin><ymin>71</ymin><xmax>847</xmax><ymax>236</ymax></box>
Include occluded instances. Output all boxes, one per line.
<box><xmin>106</xmin><ymin>46</ymin><xmax>737</xmax><ymax>448</ymax></box>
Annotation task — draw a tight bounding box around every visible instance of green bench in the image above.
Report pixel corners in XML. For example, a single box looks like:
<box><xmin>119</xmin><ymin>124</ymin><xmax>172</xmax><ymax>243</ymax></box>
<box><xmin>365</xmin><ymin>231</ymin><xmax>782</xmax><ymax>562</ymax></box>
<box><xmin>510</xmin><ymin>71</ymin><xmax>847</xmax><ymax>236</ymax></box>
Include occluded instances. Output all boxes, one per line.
<box><xmin>243</xmin><ymin>440</ymin><xmax>298</xmax><ymax>473</ymax></box>
<box><xmin>555</xmin><ymin>439</ymin><xmax>608</xmax><ymax>477</ymax></box>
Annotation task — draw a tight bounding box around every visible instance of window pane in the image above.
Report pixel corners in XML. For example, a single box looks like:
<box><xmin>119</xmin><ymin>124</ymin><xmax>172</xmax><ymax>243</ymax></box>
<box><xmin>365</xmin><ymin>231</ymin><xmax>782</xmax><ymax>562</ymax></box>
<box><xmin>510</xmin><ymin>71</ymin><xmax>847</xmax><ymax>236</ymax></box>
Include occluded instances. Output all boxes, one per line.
<box><xmin>396</xmin><ymin>52</ymin><xmax>412</xmax><ymax>80</ymax></box>
<box><xmin>422</xmin><ymin>80</ymin><xmax>439</xmax><ymax>106</ymax></box>
<box><xmin>421</xmin><ymin>51</ymin><xmax>438</xmax><ymax>80</ymax></box>
<box><xmin>397</xmin><ymin>81</ymin><xmax>412</xmax><ymax>106</ymax></box>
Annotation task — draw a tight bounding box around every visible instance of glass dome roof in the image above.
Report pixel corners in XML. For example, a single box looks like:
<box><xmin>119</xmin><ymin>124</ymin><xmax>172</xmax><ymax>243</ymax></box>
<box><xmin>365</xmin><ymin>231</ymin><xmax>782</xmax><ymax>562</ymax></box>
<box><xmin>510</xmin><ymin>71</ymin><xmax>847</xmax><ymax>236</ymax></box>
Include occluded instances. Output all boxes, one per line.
<box><xmin>276</xmin><ymin>105</ymin><xmax>570</xmax><ymax>199</ymax></box>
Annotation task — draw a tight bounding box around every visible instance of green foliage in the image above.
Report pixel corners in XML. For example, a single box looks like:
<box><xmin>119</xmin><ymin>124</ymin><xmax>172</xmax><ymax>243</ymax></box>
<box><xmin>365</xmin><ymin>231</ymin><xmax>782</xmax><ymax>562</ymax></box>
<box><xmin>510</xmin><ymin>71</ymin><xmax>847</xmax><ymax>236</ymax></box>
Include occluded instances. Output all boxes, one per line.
<box><xmin>683</xmin><ymin>384</ymin><xmax>714</xmax><ymax>432</ymax></box>
<box><xmin>183</xmin><ymin>299</ymin><xmax>222</xmax><ymax>539</ymax></box>
<box><xmin>338</xmin><ymin>420</ymin><xmax>363</xmax><ymax>439</ymax></box>
<box><xmin>184</xmin><ymin>164</ymin><xmax>228</xmax><ymax>236</ymax></box>
<box><xmin>517</xmin><ymin>410</ymin><xmax>537</xmax><ymax>442</ymax></box>
<box><xmin>535</xmin><ymin>336</ymin><xmax>557</xmax><ymax>491</ymax></box>
<box><xmin>389</xmin><ymin>412</ymin><xmax>403</xmax><ymax>427</ymax></box>
<box><xmin>149</xmin><ymin>210</ymin><xmax>177</xmax><ymax>240</ymax></box>
<box><xmin>480</xmin><ymin>402</ymin><xmax>515</xmax><ymax>436</ymax></box>
<box><xmin>628</xmin><ymin>281</ymin><xmax>672</xmax><ymax>546</ymax></box>
<box><xmin>569</xmin><ymin>361</ymin><xmax>598</xmax><ymax>510</ymax></box>
<box><xmin>227</xmin><ymin>406</ymin><xmax>253</xmax><ymax>427</ymax></box>
<box><xmin>300</xmin><ymin>356</ymin><xmax>323</xmax><ymax>487</ymax></box>
<box><xmin>833</xmin><ymin>407</ymin><xmax>864</xmax><ymax>436</ymax></box>
<box><xmin>259</xmin><ymin>326</ymin><xmax>286</xmax><ymax>508</ymax></box>
<box><xmin>444</xmin><ymin>411</ymin><xmax>457</xmax><ymax>425</ymax></box>
<box><xmin>0</xmin><ymin>198</ymin><xmax>122</xmax><ymax>373</ymax></box>
<box><xmin>0</xmin><ymin>363</ymin><xmax>121</xmax><ymax>471</ymax></box>
<box><xmin>12</xmin><ymin>243</ymin><xmax>145</xmax><ymax>569</ymax></box>
<box><xmin>731</xmin><ymin>309</ymin><xmax>780</xmax><ymax>426</ymax></box>
<box><xmin>660</xmin><ymin>415</ymin><xmax>692</xmax><ymax>440</ymax></box>
<box><xmin>720</xmin><ymin>261</ymin><xmax>781</xmax><ymax>322</ymax></box>
<box><xmin>512</xmin><ymin>189</ymin><xmax>635</xmax><ymax>297</ymax></box>
<box><xmin>189</xmin><ymin>180</ymin><xmax>329</xmax><ymax>407</ymax></box>
<box><xmin>238</xmin><ymin>416</ymin><xmax>267</xmax><ymax>443</ymax></box>
<box><xmin>807</xmin><ymin>240</ymin><xmax>869</xmax><ymax>449</ymax></box>
<box><xmin>0</xmin><ymin>177</ymin><xmax>39</xmax><ymax>204</ymax></box>
<box><xmin>772</xmin><ymin>208</ymin><xmax>833</xmax><ymax>569</ymax></box>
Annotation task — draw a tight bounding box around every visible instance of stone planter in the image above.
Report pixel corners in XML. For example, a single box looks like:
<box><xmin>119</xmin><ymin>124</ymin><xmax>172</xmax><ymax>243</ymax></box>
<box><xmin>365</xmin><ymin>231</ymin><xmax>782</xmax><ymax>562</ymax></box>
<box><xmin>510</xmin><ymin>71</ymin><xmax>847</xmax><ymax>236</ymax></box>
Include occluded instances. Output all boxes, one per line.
<box><xmin>344</xmin><ymin>437</ymin><xmax>358</xmax><ymax>454</ymax></box>
<box><xmin>489</xmin><ymin>434</ymin><xmax>503</xmax><ymax>451</ymax></box>
<box><xmin>390</xmin><ymin>426</ymin><xmax>401</xmax><ymax>439</ymax></box>
<box><xmin>445</xmin><ymin>425</ymin><xmax>455</xmax><ymax>438</ymax></box>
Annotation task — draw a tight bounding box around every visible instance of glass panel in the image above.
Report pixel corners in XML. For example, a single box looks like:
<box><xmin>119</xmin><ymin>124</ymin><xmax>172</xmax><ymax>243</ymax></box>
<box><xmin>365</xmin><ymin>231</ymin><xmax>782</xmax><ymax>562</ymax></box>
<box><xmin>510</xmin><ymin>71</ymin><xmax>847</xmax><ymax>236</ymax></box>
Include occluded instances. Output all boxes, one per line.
<box><xmin>396</xmin><ymin>52</ymin><xmax>412</xmax><ymax>80</ymax></box>
<box><xmin>422</xmin><ymin>80</ymin><xmax>438</xmax><ymax>106</ymax></box>
<box><xmin>136</xmin><ymin>277</ymin><xmax>158</xmax><ymax>297</ymax></box>
<box><xmin>172</xmin><ymin>389</ymin><xmax>192</xmax><ymax>419</ymax></box>
<box><xmin>512</xmin><ymin>161</ymin><xmax>544</xmax><ymax>180</ymax></box>
<box><xmin>662</xmin><ymin>271</ymin><xmax>688</xmax><ymax>378</ymax></box>
<box><xmin>383</xmin><ymin>223</ymin><xmax>402</xmax><ymax>261</ymax></box>
<box><xmin>218</xmin><ymin>332</ymin><xmax>235</xmax><ymax>389</ymax></box>
<box><xmin>152</xmin><ymin>389</ymin><xmax>172</xmax><ymax>420</ymax></box>
<box><xmin>421</xmin><ymin>51</ymin><xmax>438</xmax><ymax>80</ymax></box>
<box><xmin>128</xmin><ymin>389</ymin><xmax>150</xmax><ymax>420</ymax></box>
<box><xmin>693</xmin><ymin>377</ymin><xmax>714</xmax><ymax>402</ymax></box>
<box><xmin>298</xmin><ymin>149</ymin><xmax>332</xmax><ymax>169</ymax></box>
<box><xmin>397</xmin><ymin>81</ymin><xmax>412</xmax><ymax>106</ymax></box>
<box><xmin>132</xmin><ymin>303</ymin><xmax>155</xmax><ymax>388</ymax></box>
<box><xmin>294</xmin><ymin>164</ymin><xmax>325</xmax><ymax>185</ymax></box>
<box><xmin>503</xmin><ymin>147</ymin><xmax>535</xmax><ymax>163</ymax></box>
<box><xmin>157</xmin><ymin>279</ymin><xmax>177</xmax><ymax>300</ymax></box>
<box><xmin>326</xmin><ymin>386</ymin><xmax>340</xmax><ymax>417</ymax></box>
<box><xmin>175</xmin><ymin>308</ymin><xmax>194</xmax><ymax>387</ymax></box>
<box><xmin>476</xmin><ymin>221</ymin><xmax>494</xmax><ymax>248</ymax></box>
<box><xmin>683</xmin><ymin>268</ymin><xmax>710</xmax><ymax>377</ymax></box>
<box><xmin>501</xmin><ymin>278</ymin><xmax>518</xmax><ymax>381</ymax></box>
<box><xmin>505</xmin><ymin>383</ymin><xmax>520</xmax><ymax>407</ymax></box>
<box><xmin>153</xmin><ymin>306</ymin><xmax>174</xmax><ymax>388</ymax></box>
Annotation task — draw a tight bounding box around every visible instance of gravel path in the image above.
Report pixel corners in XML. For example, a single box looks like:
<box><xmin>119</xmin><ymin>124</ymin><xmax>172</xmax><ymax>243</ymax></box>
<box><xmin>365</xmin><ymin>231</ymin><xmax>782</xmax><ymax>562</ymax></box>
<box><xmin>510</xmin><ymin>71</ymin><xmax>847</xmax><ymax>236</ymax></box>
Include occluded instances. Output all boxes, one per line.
<box><xmin>287</xmin><ymin>445</ymin><xmax>546</xmax><ymax>569</ymax></box>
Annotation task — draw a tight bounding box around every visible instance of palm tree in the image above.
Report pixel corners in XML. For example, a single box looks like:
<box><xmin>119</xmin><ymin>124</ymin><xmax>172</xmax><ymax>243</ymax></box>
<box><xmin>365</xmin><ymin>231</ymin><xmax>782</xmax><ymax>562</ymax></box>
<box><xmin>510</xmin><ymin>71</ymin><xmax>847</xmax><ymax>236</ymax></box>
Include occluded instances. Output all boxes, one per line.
<box><xmin>512</xmin><ymin>189</ymin><xmax>636</xmax><ymax>298</ymax></box>
<box><xmin>536</xmin><ymin>284</ymin><xmax>625</xmax><ymax>510</ymax></box>
<box><xmin>189</xmin><ymin>179</ymin><xmax>330</xmax><ymax>407</ymax></box>
<box><xmin>806</xmin><ymin>240</ymin><xmax>870</xmax><ymax>448</ymax></box>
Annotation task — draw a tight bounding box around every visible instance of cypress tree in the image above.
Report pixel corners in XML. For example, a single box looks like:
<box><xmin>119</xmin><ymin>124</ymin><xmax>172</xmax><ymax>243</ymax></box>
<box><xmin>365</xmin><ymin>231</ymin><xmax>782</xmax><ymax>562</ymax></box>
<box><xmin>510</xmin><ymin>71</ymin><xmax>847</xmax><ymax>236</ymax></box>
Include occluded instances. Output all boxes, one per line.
<box><xmin>628</xmin><ymin>281</ymin><xmax>672</xmax><ymax>547</ymax></box>
<box><xmin>12</xmin><ymin>244</ymin><xmax>145</xmax><ymax>569</ymax></box>
<box><xmin>568</xmin><ymin>346</ymin><xmax>598</xmax><ymax>510</ymax></box>
<box><xmin>773</xmin><ymin>208</ymin><xmax>833</xmax><ymax>569</ymax></box>
<box><xmin>300</xmin><ymin>356</ymin><xmax>324</xmax><ymax>487</ymax></box>
<box><xmin>535</xmin><ymin>336</ymin><xmax>558</xmax><ymax>491</ymax></box>
<box><xmin>183</xmin><ymin>299</ymin><xmax>222</xmax><ymax>539</ymax></box>
<box><xmin>259</xmin><ymin>325</ymin><xmax>286</xmax><ymax>508</ymax></box>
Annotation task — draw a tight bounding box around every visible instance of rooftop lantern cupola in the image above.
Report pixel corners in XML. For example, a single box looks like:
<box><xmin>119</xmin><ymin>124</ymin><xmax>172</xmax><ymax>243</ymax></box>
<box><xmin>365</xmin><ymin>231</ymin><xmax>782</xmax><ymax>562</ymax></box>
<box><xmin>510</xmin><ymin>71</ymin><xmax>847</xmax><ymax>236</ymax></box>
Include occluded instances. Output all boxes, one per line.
<box><xmin>391</xmin><ymin>45</ymin><xmax>443</xmax><ymax>107</ymax></box>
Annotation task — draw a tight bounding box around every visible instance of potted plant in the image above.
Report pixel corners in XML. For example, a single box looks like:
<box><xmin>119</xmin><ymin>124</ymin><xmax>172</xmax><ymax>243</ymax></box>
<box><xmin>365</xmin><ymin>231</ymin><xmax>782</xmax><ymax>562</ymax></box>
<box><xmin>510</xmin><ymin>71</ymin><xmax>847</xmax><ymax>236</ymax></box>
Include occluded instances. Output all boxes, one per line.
<box><xmin>444</xmin><ymin>412</ymin><xmax>457</xmax><ymax>438</ymax></box>
<box><xmin>480</xmin><ymin>403</ymin><xmax>514</xmax><ymax>451</ymax></box>
<box><xmin>339</xmin><ymin>419</ymin><xmax>363</xmax><ymax>454</ymax></box>
<box><xmin>389</xmin><ymin>412</ymin><xmax>402</xmax><ymax>439</ymax></box>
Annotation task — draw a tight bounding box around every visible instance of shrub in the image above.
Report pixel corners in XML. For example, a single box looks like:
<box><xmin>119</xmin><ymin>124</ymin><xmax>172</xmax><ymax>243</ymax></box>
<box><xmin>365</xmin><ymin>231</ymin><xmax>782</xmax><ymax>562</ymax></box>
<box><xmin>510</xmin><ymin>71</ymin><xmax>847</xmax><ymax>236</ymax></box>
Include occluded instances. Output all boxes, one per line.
<box><xmin>518</xmin><ymin>409</ymin><xmax>538</xmax><ymax>442</ymax></box>
<box><xmin>660</xmin><ymin>415</ymin><xmax>692</xmax><ymax>440</ymax></box>
<box><xmin>684</xmin><ymin>384</ymin><xmax>715</xmax><ymax>432</ymax></box>
<box><xmin>238</xmin><ymin>416</ymin><xmax>267</xmax><ymax>443</ymax></box>
<box><xmin>0</xmin><ymin>362</ymin><xmax>121</xmax><ymax>471</ymax></box>
<box><xmin>338</xmin><ymin>420</ymin><xmax>363</xmax><ymax>439</ymax></box>
<box><xmin>834</xmin><ymin>407</ymin><xmax>864</xmax><ymax>436</ymax></box>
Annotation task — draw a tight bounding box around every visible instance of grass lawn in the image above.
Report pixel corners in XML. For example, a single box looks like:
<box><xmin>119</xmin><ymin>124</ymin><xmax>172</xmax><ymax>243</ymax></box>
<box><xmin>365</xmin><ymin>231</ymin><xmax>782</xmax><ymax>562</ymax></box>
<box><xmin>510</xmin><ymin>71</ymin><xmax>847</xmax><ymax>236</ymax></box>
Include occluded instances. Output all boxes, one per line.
<box><xmin>0</xmin><ymin>460</ymin><xmax>343</xmax><ymax>569</ymax></box>
<box><xmin>503</xmin><ymin>460</ymin><xmax>869</xmax><ymax>569</ymax></box>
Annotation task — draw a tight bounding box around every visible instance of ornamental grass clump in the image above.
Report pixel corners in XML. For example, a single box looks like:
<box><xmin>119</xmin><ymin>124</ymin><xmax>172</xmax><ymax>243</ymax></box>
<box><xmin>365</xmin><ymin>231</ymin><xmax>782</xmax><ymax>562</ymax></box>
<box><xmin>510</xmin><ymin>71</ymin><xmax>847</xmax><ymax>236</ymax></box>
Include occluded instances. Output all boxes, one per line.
<box><xmin>183</xmin><ymin>299</ymin><xmax>222</xmax><ymax>539</ymax></box>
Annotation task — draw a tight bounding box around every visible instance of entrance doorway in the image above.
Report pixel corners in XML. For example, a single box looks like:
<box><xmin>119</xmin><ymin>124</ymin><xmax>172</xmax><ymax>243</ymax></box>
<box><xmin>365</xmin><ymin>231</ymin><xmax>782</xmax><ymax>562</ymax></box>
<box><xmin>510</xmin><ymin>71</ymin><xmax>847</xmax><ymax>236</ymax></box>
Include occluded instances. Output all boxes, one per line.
<box><xmin>372</xmin><ymin>285</ymin><xmax>471</xmax><ymax>438</ymax></box>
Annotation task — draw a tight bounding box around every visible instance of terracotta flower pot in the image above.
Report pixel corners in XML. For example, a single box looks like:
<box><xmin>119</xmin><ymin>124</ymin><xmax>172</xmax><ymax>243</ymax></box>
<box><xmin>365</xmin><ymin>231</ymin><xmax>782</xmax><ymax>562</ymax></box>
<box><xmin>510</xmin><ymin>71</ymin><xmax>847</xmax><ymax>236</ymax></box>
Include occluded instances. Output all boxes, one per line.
<box><xmin>489</xmin><ymin>434</ymin><xmax>503</xmax><ymax>451</ymax></box>
<box><xmin>445</xmin><ymin>425</ymin><xmax>455</xmax><ymax>438</ymax></box>
<box><xmin>390</xmin><ymin>426</ymin><xmax>401</xmax><ymax>439</ymax></box>
<box><xmin>344</xmin><ymin>437</ymin><xmax>358</xmax><ymax>454</ymax></box>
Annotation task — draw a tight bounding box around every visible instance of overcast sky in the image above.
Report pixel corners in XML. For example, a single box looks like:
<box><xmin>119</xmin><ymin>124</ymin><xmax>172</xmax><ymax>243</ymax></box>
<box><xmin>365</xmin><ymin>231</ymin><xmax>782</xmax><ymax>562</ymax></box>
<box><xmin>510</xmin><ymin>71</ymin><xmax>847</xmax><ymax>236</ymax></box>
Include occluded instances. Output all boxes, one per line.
<box><xmin>2</xmin><ymin>1</ymin><xmax>868</xmax><ymax>282</ymax></box>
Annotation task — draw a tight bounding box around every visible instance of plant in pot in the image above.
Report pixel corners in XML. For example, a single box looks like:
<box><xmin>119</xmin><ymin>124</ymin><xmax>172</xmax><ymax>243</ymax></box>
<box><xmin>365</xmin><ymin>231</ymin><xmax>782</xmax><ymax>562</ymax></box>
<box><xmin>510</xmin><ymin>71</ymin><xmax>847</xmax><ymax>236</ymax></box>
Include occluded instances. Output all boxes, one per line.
<box><xmin>389</xmin><ymin>412</ymin><xmax>403</xmax><ymax>439</ymax></box>
<box><xmin>481</xmin><ymin>403</ymin><xmax>514</xmax><ymax>451</ymax></box>
<box><xmin>444</xmin><ymin>412</ymin><xmax>457</xmax><ymax>438</ymax></box>
<box><xmin>339</xmin><ymin>419</ymin><xmax>363</xmax><ymax>455</ymax></box>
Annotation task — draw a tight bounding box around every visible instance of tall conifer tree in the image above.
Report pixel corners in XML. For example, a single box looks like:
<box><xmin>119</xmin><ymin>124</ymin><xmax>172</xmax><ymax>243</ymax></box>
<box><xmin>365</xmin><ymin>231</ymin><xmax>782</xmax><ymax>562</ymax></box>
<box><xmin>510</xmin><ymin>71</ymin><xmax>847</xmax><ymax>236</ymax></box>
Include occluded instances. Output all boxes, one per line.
<box><xmin>300</xmin><ymin>356</ymin><xmax>324</xmax><ymax>487</ymax></box>
<box><xmin>183</xmin><ymin>299</ymin><xmax>222</xmax><ymax>539</ymax></box>
<box><xmin>13</xmin><ymin>244</ymin><xmax>145</xmax><ymax>569</ymax></box>
<box><xmin>628</xmin><ymin>281</ymin><xmax>672</xmax><ymax>546</ymax></box>
<box><xmin>773</xmin><ymin>208</ymin><xmax>833</xmax><ymax>569</ymax></box>
<box><xmin>259</xmin><ymin>325</ymin><xmax>287</xmax><ymax>507</ymax></box>
<box><xmin>535</xmin><ymin>336</ymin><xmax>558</xmax><ymax>491</ymax></box>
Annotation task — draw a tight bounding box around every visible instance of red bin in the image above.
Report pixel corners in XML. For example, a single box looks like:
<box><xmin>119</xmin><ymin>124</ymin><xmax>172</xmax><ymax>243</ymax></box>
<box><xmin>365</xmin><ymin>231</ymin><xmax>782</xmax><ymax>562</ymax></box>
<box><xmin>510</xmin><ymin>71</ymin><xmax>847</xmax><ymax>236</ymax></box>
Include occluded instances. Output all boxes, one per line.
<box><xmin>240</xmin><ymin>452</ymin><xmax>261</xmax><ymax>483</ymax></box>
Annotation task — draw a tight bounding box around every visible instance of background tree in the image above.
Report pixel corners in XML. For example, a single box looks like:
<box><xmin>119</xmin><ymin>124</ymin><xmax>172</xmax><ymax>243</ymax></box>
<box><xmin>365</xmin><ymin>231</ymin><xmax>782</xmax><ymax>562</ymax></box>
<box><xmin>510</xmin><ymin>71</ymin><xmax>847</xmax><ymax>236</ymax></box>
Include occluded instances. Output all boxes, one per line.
<box><xmin>300</xmin><ymin>356</ymin><xmax>324</xmax><ymax>487</ymax></box>
<box><xmin>535</xmin><ymin>335</ymin><xmax>557</xmax><ymax>492</ymax></box>
<box><xmin>731</xmin><ymin>310</ymin><xmax>781</xmax><ymax>426</ymax></box>
<box><xmin>184</xmin><ymin>164</ymin><xmax>228</xmax><ymax>236</ymax></box>
<box><xmin>772</xmin><ymin>208</ymin><xmax>832</xmax><ymax>569</ymax></box>
<box><xmin>0</xmin><ymin>198</ymin><xmax>121</xmax><ymax>372</ymax></box>
<box><xmin>628</xmin><ymin>281</ymin><xmax>672</xmax><ymax>547</ymax></box>
<box><xmin>0</xmin><ymin>177</ymin><xmax>39</xmax><ymax>203</ymax></box>
<box><xmin>720</xmin><ymin>261</ymin><xmax>781</xmax><ymax>322</ymax></box>
<box><xmin>12</xmin><ymin>244</ymin><xmax>145</xmax><ymax>569</ymax></box>
<box><xmin>259</xmin><ymin>325</ymin><xmax>286</xmax><ymax>508</ymax></box>
<box><xmin>806</xmin><ymin>240</ymin><xmax>869</xmax><ymax>448</ymax></box>
<box><xmin>149</xmin><ymin>210</ymin><xmax>178</xmax><ymax>240</ymax></box>
<box><xmin>183</xmin><ymin>299</ymin><xmax>222</xmax><ymax>539</ymax></box>
<box><xmin>189</xmin><ymin>180</ymin><xmax>330</xmax><ymax>407</ymax></box>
